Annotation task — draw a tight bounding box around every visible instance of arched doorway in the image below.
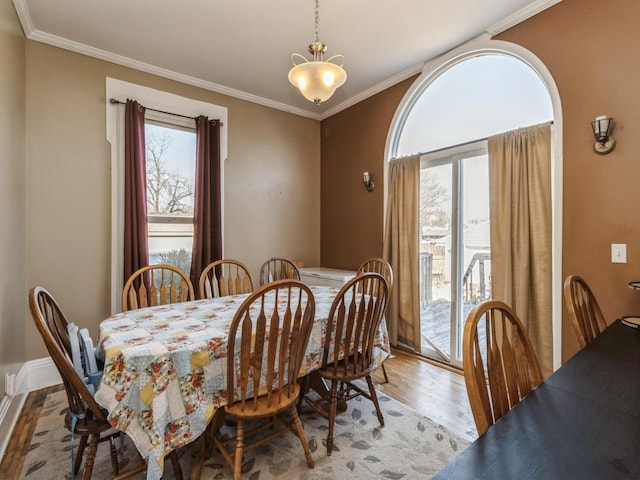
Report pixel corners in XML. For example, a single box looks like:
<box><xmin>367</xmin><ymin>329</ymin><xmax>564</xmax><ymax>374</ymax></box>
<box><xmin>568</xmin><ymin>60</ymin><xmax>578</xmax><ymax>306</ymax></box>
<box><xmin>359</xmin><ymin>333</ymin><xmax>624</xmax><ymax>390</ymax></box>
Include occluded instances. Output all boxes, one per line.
<box><xmin>385</xmin><ymin>38</ymin><xmax>562</xmax><ymax>369</ymax></box>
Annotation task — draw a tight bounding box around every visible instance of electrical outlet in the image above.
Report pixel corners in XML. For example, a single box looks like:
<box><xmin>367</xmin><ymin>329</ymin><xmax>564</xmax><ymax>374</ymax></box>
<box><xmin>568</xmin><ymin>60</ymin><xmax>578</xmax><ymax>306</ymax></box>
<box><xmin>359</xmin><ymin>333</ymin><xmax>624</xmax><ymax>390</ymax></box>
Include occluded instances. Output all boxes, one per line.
<box><xmin>611</xmin><ymin>244</ymin><xmax>627</xmax><ymax>263</ymax></box>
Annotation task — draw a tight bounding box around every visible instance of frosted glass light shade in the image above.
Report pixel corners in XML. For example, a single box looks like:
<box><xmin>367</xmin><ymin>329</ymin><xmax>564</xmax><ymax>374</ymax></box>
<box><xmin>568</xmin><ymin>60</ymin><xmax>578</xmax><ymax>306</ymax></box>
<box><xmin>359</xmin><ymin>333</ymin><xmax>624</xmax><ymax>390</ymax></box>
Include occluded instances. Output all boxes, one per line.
<box><xmin>288</xmin><ymin>60</ymin><xmax>347</xmax><ymax>105</ymax></box>
<box><xmin>592</xmin><ymin>115</ymin><xmax>611</xmax><ymax>142</ymax></box>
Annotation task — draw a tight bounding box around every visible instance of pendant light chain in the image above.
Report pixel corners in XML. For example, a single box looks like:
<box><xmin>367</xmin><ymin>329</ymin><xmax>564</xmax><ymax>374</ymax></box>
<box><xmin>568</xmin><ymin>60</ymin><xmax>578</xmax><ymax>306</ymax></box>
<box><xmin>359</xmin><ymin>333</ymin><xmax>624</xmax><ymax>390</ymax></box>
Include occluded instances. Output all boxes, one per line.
<box><xmin>314</xmin><ymin>0</ymin><xmax>320</xmax><ymax>44</ymax></box>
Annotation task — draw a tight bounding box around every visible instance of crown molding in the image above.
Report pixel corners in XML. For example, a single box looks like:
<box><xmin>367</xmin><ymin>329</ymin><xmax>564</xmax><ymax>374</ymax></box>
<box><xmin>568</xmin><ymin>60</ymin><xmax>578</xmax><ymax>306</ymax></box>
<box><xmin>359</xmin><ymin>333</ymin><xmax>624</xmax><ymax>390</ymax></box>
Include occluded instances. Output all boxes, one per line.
<box><xmin>318</xmin><ymin>62</ymin><xmax>424</xmax><ymax>121</ymax></box>
<box><xmin>14</xmin><ymin>10</ymin><xmax>323</xmax><ymax>120</ymax></box>
<box><xmin>487</xmin><ymin>0</ymin><xmax>562</xmax><ymax>36</ymax></box>
<box><xmin>13</xmin><ymin>0</ymin><xmax>562</xmax><ymax>121</ymax></box>
<box><xmin>11</xmin><ymin>0</ymin><xmax>33</xmax><ymax>36</ymax></box>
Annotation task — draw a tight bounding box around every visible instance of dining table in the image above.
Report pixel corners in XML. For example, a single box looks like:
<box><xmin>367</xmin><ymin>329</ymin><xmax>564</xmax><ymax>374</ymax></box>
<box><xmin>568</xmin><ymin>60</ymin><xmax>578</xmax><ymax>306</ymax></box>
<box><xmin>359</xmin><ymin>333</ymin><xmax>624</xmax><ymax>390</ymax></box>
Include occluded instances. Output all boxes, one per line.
<box><xmin>94</xmin><ymin>285</ymin><xmax>390</xmax><ymax>480</ymax></box>
<box><xmin>433</xmin><ymin>319</ymin><xmax>640</xmax><ymax>479</ymax></box>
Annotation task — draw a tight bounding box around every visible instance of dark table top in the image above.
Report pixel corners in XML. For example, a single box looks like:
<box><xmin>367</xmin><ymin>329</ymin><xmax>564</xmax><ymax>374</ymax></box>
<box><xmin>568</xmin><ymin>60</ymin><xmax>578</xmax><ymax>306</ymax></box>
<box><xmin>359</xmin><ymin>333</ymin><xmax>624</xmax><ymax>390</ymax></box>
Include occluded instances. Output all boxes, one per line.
<box><xmin>433</xmin><ymin>320</ymin><xmax>640</xmax><ymax>480</ymax></box>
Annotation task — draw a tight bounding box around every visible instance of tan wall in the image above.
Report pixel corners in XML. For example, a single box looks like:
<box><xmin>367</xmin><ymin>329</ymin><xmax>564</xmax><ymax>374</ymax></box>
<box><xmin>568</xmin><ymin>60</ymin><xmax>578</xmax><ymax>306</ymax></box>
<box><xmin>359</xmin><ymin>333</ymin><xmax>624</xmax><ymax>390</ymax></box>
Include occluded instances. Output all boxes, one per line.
<box><xmin>321</xmin><ymin>0</ymin><xmax>640</xmax><ymax>363</ymax></box>
<box><xmin>24</xmin><ymin>42</ymin><xmax>320</xmax><ymax>360</ymax></box>
<box><xmin>0</xmin><ymin>1</ymin><xmax>26</xmax><ymax>395</ymax></box>
<box><xmin>320</xmin><ymin>76</ymin><xmax>416</xmax><ymax>270</ymax></box>
<box><xmin>9</xmin><ymin>0</ymin><xmax>640</xmax><ymax>368</ymax></box>
<box><xmin>497</xmin><ymin>0</ymin><xmax>640</xmax><ymax>362</ymax></box>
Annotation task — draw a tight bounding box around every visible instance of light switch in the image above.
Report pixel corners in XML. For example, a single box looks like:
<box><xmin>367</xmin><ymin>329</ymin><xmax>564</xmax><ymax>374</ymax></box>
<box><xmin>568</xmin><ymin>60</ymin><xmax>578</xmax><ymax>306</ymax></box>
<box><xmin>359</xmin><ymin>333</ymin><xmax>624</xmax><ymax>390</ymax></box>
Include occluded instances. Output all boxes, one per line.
<box><xmin>611</xmin><ymin>244</ymin><xmax>627</xmax><ymax>263</ymax></box>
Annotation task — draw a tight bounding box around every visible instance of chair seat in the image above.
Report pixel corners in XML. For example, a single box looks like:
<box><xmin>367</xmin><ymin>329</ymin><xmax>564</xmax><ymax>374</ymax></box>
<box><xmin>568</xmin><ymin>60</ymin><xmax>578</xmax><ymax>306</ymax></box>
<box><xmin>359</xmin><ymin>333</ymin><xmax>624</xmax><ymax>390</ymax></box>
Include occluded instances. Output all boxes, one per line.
<box><xmin>64</xmin><ymin>409</ymin><xmax>116</xmax><ymax>436</ymax></box>
<box><xmin>317</xmin><ymin>359</ymin><xmax>376</xmax><ymax>382</ymax></box>
<box><xmin>225</xmin><ymin>385</ymin><xmax>300</xmax><ymax>420</ymax></box>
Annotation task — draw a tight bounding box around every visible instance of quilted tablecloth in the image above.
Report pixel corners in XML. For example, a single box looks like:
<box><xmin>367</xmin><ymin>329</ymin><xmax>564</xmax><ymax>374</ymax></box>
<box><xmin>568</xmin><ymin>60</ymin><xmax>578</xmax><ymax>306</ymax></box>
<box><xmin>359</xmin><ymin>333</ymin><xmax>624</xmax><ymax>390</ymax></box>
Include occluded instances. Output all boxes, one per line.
<box><xmin>95</xmin><ymin>285</ymin><xmax>389</xmax><ymax>480</ymax></box>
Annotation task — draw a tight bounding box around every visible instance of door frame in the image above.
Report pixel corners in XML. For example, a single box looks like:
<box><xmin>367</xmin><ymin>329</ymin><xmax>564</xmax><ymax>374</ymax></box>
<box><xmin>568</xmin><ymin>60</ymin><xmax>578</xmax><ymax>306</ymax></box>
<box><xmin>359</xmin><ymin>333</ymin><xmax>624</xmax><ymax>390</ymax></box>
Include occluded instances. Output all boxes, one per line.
<box><xmin>384</xmin><ymin>35</ymin><xmax>563</xmax><ymax>371</ymax></box>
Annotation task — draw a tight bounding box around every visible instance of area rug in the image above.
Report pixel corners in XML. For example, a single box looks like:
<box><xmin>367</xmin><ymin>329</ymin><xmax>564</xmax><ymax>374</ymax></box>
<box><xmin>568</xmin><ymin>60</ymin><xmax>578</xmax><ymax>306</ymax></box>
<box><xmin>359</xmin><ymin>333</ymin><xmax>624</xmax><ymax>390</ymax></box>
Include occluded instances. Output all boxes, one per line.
<box><xmin>20</xmin><ymin>388</ymin><xmax>468</xmax><ymax>479</ymax></box>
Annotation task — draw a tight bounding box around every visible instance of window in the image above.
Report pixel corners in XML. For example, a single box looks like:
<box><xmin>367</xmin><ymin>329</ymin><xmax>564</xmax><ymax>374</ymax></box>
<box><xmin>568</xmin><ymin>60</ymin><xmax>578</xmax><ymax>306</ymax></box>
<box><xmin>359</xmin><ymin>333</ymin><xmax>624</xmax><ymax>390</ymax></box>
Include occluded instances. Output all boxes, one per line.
<box><xmin>107</xmin><ymin>78</ymin><xmax>228</xmax><ymax>313</ymax></box>
<box><xmin>410</xmin><ymin>54</ymin><xmax>551</xmax><ymax>366</ymax></box>
<box><xmin>387</xmin><ymin>42</ymin><xmax>559</xmax><ymax>368</ymax></box>
<box><xmin>145</xmin><ymin>115</ymin><xmax>196</xmax><ymax>276</ymax></box>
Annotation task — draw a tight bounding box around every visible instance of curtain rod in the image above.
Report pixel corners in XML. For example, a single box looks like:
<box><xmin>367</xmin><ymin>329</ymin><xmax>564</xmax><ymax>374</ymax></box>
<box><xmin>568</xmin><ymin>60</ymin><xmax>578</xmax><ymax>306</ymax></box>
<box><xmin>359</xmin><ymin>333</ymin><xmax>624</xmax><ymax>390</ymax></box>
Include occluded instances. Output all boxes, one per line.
<box><xmin>109</xmin><ymin>98</ymin><xmax>223</xmax><ymax>126</ymax></box>
<box><xmin>417</xmin><ymin>120</ymin><xmax>553</xmax><ymax>157</ymax></box>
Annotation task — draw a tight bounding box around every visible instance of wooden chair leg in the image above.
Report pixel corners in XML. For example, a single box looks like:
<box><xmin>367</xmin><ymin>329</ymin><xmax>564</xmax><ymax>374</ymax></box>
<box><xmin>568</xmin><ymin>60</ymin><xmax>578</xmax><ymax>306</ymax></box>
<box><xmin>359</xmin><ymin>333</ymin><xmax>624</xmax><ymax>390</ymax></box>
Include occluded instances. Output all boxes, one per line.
<box><xmin>192</xmin><ymin>407</ymin><xmax>226</xmax><ymax>480</ymax></box>
<box><xmin>366</xmin><ymin>375</ymin><xmax>385</xmax><ymax>427</ymax></box>
<box><xmin>289</xmin><ymin>404</ymin><xmax>314</xmax><ymax>468</ymax></box>
<box><xmin>381</xmin><ymin>362</ymin><xmax>389</xmax><ymax>383</ymax></box>
<box><xmin>233</xmin><ymin>420</ymin><xmax>244</xmax><ymax>480</ymax></box>
<box><xmin>109</xmin><ymin>434</ymin><xmax>119</xmax><ymax>476</ymax></box>
<box><xmin>74</xmin><ymin>435</ymin><xmax>88</xmax><ymax>474</ymax></box>
<box><xmin>169</xmin><ymin>450</ymin><xmax>183</xmax><ymax>480</ymax></box>
<box><xmin>326</xmin><ymin>380</ymin><xmax>338</xmax><ymax>456</ymax></box>
<box><xmin>297</xmin><ymin>376</ymin><xmax>309</xmax><ymax>413</ymax></box>
<box><xmin>190</xmin><ymin>429</ymin><xmax>208</xmax><ymax>480</ymax></box>
<box><xmin>81</xmin><ymin>434</ymin><xmax>100</xmax><ymax>480</ymax></box>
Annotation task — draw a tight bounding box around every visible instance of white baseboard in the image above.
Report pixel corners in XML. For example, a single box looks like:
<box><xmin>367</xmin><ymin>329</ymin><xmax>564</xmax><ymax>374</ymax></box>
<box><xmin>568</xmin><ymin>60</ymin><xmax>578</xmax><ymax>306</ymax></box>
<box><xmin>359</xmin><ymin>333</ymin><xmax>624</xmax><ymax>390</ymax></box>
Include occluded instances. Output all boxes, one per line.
<box><xmin>0</xmin><ymin>392</ymin><xmax>27</xmax><ymax>462</ymax></box>
<box><xmin>17</xmin><ymin>357</ymin><xmax>62</xmax><ymax>393</ymax></box>
<box><xmin>0</xmin><ymin>357</ymin><xmax>61</xmax><ymax>461</ymax></box>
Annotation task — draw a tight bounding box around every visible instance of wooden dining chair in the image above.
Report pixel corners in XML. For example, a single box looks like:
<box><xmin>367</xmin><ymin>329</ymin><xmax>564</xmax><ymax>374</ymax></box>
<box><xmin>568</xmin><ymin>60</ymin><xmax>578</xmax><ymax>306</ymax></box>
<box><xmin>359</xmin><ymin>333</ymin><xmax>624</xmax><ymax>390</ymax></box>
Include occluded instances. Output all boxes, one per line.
<box><xmin>563</xmin><ymin>275</ymin><xmax>608</xmax><ymax>349</ymax></box>
<box><xmin>357</xmin><ymin>257</ymin><xmax>393</xmax><ymax>383</ymax></box>
<box><xmin>198</xmin><ymin>259</ymin><xmax>254</xmax><ymax>299</ymax></box>
<box><xmin>122</xmin><ymin>264</ymin><xmax>194</xmax><ymax>311</ymax></box>
<box><xmin>463</xmin><ymin>300</ymin><xmax>543</xmax><ymax>436</ymax></box>
<box><xmin>259</xmin><ymin>257</ymin><xmax>300</xmax><ymax>285</ymax></box>
<box><xmin>29</xmin><ymin>286</ymin><xmax>183</xmax><ymax>480</ymax></box>
<box><xmin>299</xmin><ymin>272</ymin><xmax>389</xmax><ymax>455</ymax></box>
<box><xmin>357</xmin><ymin>258</ymin><xmax>394</xmax><ymax>288</ymax></box>
<box><xmin>209</xmin><ymin>280</ymin><xmax>316</xmax><ymax>479</ymax></box>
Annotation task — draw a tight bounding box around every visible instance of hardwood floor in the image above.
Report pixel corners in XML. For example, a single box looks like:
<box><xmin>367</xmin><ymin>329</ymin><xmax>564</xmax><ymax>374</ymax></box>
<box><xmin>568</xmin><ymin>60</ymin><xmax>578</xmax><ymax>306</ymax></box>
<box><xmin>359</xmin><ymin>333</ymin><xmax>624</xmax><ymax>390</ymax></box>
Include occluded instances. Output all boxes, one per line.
<box><xmin>0</xmin><ymin>351</ymin><xmax>477</xmax><ymax>479</ymax></box>
<box><xmin>374</xmin><ymin>348</ymin><xmax>477</xmax><ymax>443</ymax></box>
<box><xmin>0</xmin><ymin>384</ymin><xmax>62</xmax><ymax>480</ymax></box>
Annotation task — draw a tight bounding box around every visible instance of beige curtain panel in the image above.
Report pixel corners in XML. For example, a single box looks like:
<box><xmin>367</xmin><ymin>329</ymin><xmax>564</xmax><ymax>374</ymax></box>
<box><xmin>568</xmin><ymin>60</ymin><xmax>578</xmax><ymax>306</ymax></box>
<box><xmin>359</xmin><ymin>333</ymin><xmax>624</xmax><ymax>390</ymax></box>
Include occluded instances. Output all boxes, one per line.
<box><xmin>384</xmin><ymin>154</ymin><xmax>421</xmax><ymax>352</ymax></box>
<box><xmin>488</xmin><ymin>122</ymin><xmax>553</xmax><ymax>377</ymax></box>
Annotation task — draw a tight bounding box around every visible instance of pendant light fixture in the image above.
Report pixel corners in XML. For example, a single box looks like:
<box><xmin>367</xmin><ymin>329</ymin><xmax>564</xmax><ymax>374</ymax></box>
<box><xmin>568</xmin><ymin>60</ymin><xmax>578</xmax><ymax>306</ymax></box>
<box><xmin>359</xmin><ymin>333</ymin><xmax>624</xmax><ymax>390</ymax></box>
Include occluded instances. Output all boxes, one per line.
<box><xmin>288</xmin><ymin>0</ymin><xmax>347</xmax><ymax>105</ymax></box>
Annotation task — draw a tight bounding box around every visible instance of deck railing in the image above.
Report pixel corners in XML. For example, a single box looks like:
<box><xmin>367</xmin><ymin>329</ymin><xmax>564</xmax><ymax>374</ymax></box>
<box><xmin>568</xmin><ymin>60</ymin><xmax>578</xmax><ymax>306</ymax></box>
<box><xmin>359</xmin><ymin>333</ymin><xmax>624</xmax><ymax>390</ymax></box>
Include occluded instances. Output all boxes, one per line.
<box><xmin>462</xmin><ymin>252</ymin><xmax>491</xmax><ymax>302</ymax></box>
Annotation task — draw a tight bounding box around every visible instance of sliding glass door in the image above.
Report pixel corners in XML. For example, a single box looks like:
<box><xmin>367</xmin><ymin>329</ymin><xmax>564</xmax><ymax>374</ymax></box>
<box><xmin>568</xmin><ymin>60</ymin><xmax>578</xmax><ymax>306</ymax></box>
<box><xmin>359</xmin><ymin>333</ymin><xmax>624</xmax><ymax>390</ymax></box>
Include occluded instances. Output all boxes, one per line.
<box><xmin>419</xmin><ymin>142</ymin><xmax>490</xmax><ymax>367</ymax></box>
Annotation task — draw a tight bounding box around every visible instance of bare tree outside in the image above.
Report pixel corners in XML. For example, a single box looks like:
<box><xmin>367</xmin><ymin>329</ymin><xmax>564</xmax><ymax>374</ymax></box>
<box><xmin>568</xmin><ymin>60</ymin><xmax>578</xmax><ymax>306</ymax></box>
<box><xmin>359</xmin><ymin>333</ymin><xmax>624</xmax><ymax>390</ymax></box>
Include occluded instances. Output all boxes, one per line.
<box><xmin>420</xmin><ymin>170</ymin><xmax>450</xmax><ymax>229</ymax></box>
<box><xmin>145</xmin><ymin>123</ymin><xmax>196</xmax><ymax>275</ymax></box>
<box><xmin>146</xmin><ymin>128</ymin><xmax>194</xmax><ymax>215</ymax></box>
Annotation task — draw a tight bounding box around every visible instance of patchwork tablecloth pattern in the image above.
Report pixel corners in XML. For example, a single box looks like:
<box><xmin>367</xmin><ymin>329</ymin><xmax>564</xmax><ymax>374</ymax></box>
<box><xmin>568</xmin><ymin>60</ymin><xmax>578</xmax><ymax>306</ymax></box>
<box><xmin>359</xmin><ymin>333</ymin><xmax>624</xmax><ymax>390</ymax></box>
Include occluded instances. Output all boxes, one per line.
<box><xmin>95</xmin><ymin>286</ymin><xmax>389</xmax><ymax>480</ymax></box>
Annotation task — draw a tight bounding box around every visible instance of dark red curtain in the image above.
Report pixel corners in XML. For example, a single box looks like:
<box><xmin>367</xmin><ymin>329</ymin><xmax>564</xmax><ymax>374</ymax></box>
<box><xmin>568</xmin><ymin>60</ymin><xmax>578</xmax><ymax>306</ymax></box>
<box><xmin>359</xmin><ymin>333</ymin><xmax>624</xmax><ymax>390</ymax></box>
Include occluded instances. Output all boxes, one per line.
<box><xmin>123</xmin><ymin>100</ymin><xmax>149</xmax><ymax>284</ymax></box>
<box><xmin>190</xmin><ymin>116</ymin><xmax>222</xmax><ymax>291</ymax></box>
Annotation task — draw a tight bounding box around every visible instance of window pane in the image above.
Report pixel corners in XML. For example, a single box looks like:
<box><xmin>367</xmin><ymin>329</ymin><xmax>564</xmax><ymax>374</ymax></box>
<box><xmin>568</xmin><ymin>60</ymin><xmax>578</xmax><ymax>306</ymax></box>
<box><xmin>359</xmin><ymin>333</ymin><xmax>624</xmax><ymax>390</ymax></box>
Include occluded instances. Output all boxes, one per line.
<box><xmin>460</xmin><ymin>154</ymin><xmax>491</xmax><ymax>358</ymax></box>
<box><xmin>420</xmin><ymin>164</ymin><xmax>452</xmax><ymax>359</ymax></box>
<box><xmin>145</xmin><ymin>122</ymin><xmax>196</xmax><ymax>275</ymax></box>
<box><xmin>148</xmin><ymin>223</ymin><xmax>194</xmax><ymax>276</ymax></box>
<box><xmin>145</xmin><ymin>123</ymin><xmax>196</xmax><ymax>216</ymax></box>
<box><xmin>398</xmin><ymin>55</ymin><xmax>553</xmax><ymax>155</ymax></box>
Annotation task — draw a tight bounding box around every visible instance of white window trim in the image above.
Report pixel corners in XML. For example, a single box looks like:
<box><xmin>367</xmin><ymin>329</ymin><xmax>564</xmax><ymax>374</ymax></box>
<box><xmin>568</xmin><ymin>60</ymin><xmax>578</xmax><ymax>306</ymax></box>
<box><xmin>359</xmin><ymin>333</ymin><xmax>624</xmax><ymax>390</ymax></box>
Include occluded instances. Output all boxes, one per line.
<box><xmin>106</xmin><ymin>78</ymin><xmax>228</xmax><ymax>314</ymax></box>
<box><xmin>385</xmin><ymin>34</ymin><xmax>563</xmax><ymax>371</ymax></box>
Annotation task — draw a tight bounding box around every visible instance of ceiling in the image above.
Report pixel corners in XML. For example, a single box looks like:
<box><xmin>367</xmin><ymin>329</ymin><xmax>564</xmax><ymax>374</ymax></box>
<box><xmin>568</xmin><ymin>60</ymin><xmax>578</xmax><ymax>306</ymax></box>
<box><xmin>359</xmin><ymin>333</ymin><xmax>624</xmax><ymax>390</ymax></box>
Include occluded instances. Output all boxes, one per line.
<box><xmin>12</xmin><ymin>0</ymin><xmax>558</xmax><ymax>120</ymax></box>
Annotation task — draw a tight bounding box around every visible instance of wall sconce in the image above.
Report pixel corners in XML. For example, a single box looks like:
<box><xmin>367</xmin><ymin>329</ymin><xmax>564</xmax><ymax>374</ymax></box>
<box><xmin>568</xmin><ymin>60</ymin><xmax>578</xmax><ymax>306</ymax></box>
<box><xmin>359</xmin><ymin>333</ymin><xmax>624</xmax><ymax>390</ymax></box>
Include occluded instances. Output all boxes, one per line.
<box><xmin>592</xmin><ymin>115</ymin><xmax>616</xmax><ymax>154</ymax></box>
<box><xmin>362</xmin><ymin>172</ymin><xmax>374</xmax><ymax>192</ymax></box>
